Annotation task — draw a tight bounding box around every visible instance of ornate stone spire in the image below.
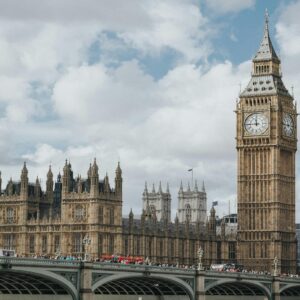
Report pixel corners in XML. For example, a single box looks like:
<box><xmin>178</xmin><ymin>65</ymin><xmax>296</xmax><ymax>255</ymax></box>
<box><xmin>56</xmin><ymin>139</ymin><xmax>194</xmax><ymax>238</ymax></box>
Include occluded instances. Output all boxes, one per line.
<box><xmin>144</xmin><ymin>181</ymin><xmax>148</xmax><ymax>194</ymax></box>
<box><xmin>158</xmin><ymin>181</ymin><xmax>162</xmax><ymax>194</ymax></box>
<box><xmin>166</xmin><ymin>182</ymin><xmax>170</xmax><ymax>193</ymax></box>
<box><xmin>47</xmin><ymin>165</ymin><xmax>53</xmax><ymax>179</ymax></box>
<box><xmin>104</xmin><ymin>172</ymin><xmax>110</xmax><ymax>192</ymax></box>
<box><xmin>91</xmin><ymin>158</ymin><xmax>99</xmax><ymax>176</ymax></box>
<box><xmin>253</xmin><ymin>9</ymin><xmax>279</xmax><ymax>62</ymax></box>
<box><xmin>179</xmin><ymin>180</ymin><xmax>183</xmax><ymax>193</ymax></box>
<box><xmin>21</xmin><ymin>162</ymin><xmax>28</xmax><ymax>178</ymax></box>
<box><xmin>194</xmin><ymin>180</ymin><xmax>198</xmax><ymax>192</ymax></box>
<box><xmin>115</xmin><ymin>161</ymin><xmax>122</xmax><ymax>195</ymax></box>
<box><xmin>202</xmin><ymin>180</ymin><xmax>205</xmax><ymax>192</ymax></box>
<box><xmin>187</xmin><ymin>182</ymin><xmax>191</xmax><ymax>192</ymax></box>
<box><xmin>0</xmin><ymin>171</ymin><xmax>2</xmax><ymax>193</ymax></box>
<box><xmin>20</xmin><ymin>162</ymin><xmax>28</xmax><ymax>199</ymax></box>
<box><xmin>152</xmin><ymin>183</ymin><xmax>155</xmax><ymax>193</ymax></box>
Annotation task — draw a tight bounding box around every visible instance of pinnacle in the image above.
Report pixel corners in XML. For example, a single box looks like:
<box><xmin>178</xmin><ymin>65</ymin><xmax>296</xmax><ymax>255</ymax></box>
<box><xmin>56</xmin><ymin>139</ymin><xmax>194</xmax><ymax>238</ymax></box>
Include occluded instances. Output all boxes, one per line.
<box><xmin>253</xmin><ymin>10</ymin><xmax>279</xmax><ymax>62</ymax></box>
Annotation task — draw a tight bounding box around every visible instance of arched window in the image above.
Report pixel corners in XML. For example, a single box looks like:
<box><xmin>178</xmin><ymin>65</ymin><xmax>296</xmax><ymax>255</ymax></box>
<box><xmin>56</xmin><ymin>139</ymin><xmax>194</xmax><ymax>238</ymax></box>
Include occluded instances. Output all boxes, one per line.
<box><xmin>7</xmin><ymin>208</ymin><xmax>14</xmax><ymax>224</ymax></box>
<box><xmin>74</xmin><ymin>205</ymin><xmax>85</xmax><ymax>221</ymax></box>
<box><xmin>185</xmin><ymin>204</ymin><xmax>191</xmax><ymax>221</ymax></box>
<box><xmin>150</xmin><ymin>205</ymin><xmax>156</xmax><ymax>218</ymax></box>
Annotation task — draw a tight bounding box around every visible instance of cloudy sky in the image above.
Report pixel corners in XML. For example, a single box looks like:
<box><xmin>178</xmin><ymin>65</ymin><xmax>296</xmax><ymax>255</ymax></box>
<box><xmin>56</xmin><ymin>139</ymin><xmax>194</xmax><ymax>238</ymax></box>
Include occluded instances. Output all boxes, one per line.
<box><xmin>0</xmin><ymin>0</ymin><xmax>300</xmax><ymax>220</ymax></box>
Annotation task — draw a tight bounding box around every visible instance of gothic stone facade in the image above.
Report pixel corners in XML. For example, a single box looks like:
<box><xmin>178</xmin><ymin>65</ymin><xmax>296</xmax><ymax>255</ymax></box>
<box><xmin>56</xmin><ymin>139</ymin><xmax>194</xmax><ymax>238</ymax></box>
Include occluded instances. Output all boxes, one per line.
<box><xmin>236</xmin><ymin>15</ymin><xmax>297</xmax><ymax>273</ymax></box>
<box><xmin>0</xmin><ymin>162</ymin><xmax>236</xmax><ymax>268</ymax></box>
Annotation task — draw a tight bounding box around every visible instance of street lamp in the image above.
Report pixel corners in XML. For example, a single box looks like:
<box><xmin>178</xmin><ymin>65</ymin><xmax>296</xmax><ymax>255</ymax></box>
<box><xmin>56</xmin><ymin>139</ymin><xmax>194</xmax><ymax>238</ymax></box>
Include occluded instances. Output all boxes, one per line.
<box><xmin>198</xmin><ymin>246</ymin><xmax>204</xmax><ymax>271</ymax></box>
<box><xmin>82</xmin><ymin>235</ymin><xmax>91</xmax><ymax>261</ymax></box>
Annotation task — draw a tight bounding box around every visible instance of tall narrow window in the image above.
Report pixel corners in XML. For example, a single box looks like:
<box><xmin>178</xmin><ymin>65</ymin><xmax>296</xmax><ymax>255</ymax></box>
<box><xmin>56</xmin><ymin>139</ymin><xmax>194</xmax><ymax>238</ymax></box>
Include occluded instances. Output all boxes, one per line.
<box><xmin>136</xmin><ymin>237</ymin><xmax>140</xmax><ymax>256</ymax></box>
<box><xmin>185</xmin><ymin>204</ymin><xmax>191</xmax><ymax>221</ymax></box>
<box><xmin>29</xmin><ymin>235</ymin><xmax>35</xmax><ymax>253</ymax></box>
<box><xmin>42</xmin><ymin>235</ymin><xmax>47</xmax><ymax>253</ymax></box>
<box><xmin>98</xmin><ymin>234</ymin><xmax>103</xmax><ymax>256</ymax></box>
<box><xmin>6</xmin><ymin>208</ymin><xmax>14</xmax><ymax>224</ymax></box>
<box><xmin>54</xmin><ymin>235</ymin><xmax>60</xmax><ymax>253</ymax></box>
<box><xmin>108</xmin><ymin>235</ymin><xmax>114</xmax><ymax>254</ymax></box>
<box><xmin>228</xmin><ymin>242</ymin><xmax>236</xmax><ymax>261</ymax></box>
<box><xmin>109</xmin><ymin>208</ymin><xmax>114</xmax><ymax>225</ymax></box>
<box><xmin>74</xmin><ymin>233</ymin><xmax>82</xmax><ymax>253</ymax></box>
<box><xmin>99</xmin><ymin>206</ymin><xmax>103</xmax><ymax>224</ymax></box>
<box><xmin>4</xmin><ymin>234</ymin><xmax>14</xmax><ymax>250</ymax></box>
<box><xmin>124</xmin><ymin>238</ymin><xmax>128</xmax><ymax>256</ymax></box>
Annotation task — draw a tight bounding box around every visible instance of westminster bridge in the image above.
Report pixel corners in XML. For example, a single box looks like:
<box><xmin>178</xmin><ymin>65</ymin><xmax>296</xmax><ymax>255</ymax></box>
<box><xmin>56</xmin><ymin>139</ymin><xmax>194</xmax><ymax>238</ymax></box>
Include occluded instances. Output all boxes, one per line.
<box><xmin>0</xmin><ymin>258</ymin><xmax>300</xmax><ymax>300</ymax></box>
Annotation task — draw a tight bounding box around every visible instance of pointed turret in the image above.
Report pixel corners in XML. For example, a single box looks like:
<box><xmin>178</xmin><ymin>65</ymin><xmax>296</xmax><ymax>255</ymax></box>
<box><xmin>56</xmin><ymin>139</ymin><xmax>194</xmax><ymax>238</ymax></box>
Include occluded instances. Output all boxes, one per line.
<box><xmin>241</xmin><ymin>10</ymin><xmax>290</xmax><ymax>97</ymax></box>
<box><xmin>152</xmin><ymin>183</ymin><xmax>155</xmax><ymax>193</ymax></box>
<box><xmin>35</xmin><ymin>176</ymin><xmax>41</xmax><ymax>199</ymax></box>
<box><xmin>115</xmin><ymin>161</ymin><xmax>122</xmax><ymax>195</ymax></box>
<box><xmin>187</xmin><ymin>182</ymin><xmax>191</xmax><ymax>192</ymax></box>
<box><xmin>46</xmin><ymin>165</ymin><xmax>54</xmax><ymax>201</ymax></box>
<box><xmin>158</xmin><ymin>181</ymin><xmax>162</xmax><ymax>194</ymax></box>
<box><xmin>143</xmin><ymin>181</ymin><xmax>148</xmax><ymax>195</ymax></box>
<box><xmin>104</xmin><ymin>172</ymin><xmax>110</xmax><ymax>193</ymax></box>
<box><xmin>77</xmin><ymin>175</ymin><xmax>83</xmax><ymax>193</ymax></box>
<box><xmin>87</xmin><ymin>163</ymin><xmax>92</xmax><ymax>179</ymax></box>
<box><xmin>8</xmin><ymin>177</ymin><xmax>13</xmax><ymax>196</ymax></box>
<box><xmin>253</xmin><ymin>9</ymin><xmax>279</xmax><ymax>62</ymax></box>
<box><xmin>0</xmin><ymin>171</ymin><xmax>2</xmax><ymax>194</ymax></box>
<box><xmin>20</xmin><ymin>162</ymin><xmax>28</xmax><ymax>199</ymax></box>
<box><xmin>129</xmin><ymin>208</ymin><xmax>134</xmax><ymax>232</ymax></box>
<box><xmin>202</xmin><ymin>181</ymin><xmax>205</xmax><ymax>192</ymax></box>
<box><xmin>62</xmin><ymin>160</ymin><xmax>69</xmax><ymax>194</ymax></box>
<box><xmin>179</xmin><ymin>181</ymin><xmax>183</xmax><ymax>194</ymax></box>
<box><xmin>91</xmin><ymin>158</ymin><xmax>99</xmax><ymax>176</ymax></box>
<box><xmin>194</xmin><ymin>180</ymin><xmax>198</xmax><ymax>192</ymax></box>
<box><xmin>166</xmin><ymin>182</ymin><xmax>170</xmax><ymax>193</ymax></box>
<box><xmin>90</xmin><ymin>158</ymin><xmax>99</xmax><ymax>196</ymax></box>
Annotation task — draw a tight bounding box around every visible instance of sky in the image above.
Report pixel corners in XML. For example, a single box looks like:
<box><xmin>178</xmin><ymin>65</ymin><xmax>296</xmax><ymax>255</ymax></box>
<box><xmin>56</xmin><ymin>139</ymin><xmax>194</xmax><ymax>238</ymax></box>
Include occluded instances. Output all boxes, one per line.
<box><xmin>0</xmin><ymin>0</ymin><xmax>300</xmax><ymax>220</ymax></box>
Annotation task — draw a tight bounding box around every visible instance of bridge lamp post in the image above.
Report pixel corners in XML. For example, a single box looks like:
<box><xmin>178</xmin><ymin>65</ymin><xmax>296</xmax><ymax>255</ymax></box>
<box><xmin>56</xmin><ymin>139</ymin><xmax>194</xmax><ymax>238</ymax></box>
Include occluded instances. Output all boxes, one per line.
<box><xmin>82</xmin><ymin>235</ymin><xmax>91</xmax><ymax>261</ymax></box>
<box><xmin>197</xmin><ymin>247</ymin><xmax>204</xmax><ymax>271</ymax></box>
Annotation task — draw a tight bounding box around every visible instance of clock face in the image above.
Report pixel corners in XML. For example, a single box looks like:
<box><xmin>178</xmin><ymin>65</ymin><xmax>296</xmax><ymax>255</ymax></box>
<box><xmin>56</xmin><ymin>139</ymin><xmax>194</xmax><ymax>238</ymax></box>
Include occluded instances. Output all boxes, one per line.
<box><xmin>244</xmin><ymin>113</ymin><xmax>268</xmax><ymax>135</ymax></box>
<box><xmin>282</xmin><ymin>113</ymin><xmax>294</xmax><ymax>137</ymax></box>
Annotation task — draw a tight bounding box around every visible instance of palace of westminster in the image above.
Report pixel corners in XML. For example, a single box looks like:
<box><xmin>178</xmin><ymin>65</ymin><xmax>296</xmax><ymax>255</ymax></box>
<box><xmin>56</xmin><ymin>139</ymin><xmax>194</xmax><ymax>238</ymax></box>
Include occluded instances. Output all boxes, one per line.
<box><xmin>0</xmin><ymin>15</ymin><xmax>298</xmax><ymax>274</ymax></box>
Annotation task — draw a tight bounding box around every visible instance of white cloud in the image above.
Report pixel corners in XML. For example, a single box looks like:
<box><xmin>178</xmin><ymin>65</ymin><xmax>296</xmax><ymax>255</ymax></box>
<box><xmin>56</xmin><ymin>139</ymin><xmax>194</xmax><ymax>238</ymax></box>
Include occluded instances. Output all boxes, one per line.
<box><xmin>204</xmin><ymin>0</ymin><xmax>255</xmax><ymax>14</ymax></box>
<box><xmin>52</xmin><ymin>61</ymin><xmax>159</xmax><ymax>124</ymax></box>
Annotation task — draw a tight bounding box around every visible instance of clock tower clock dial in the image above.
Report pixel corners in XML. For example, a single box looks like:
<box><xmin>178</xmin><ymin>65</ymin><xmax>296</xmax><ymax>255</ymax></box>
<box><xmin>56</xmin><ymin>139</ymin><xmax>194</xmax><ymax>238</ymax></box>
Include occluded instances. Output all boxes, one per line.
<box><xmin>244</xmin><ymin>113</ymin><xmax>268</xmax><ymax>135</ymax></box>
<box><xmin>282</xmin><ymin>113</ymin><xmax>294</xmax><ymax>137</ymax></box>
<box><xmin>236</xmin><ymin>12</ymin><xmax>297</xmax><ymax>274</ymax></box>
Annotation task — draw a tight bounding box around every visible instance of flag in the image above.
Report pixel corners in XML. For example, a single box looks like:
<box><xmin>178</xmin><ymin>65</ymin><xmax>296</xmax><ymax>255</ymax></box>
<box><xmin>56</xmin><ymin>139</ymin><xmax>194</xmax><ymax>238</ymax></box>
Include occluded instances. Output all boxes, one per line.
<box><xmin>212</xmin><ymin>201</ymin><xmax>218</xmax><ymax>206</ymax></box>
<box><xmin>188</xmin><ymin>168</ymin><xmax>193</xmax><ymax>172</ymax></box>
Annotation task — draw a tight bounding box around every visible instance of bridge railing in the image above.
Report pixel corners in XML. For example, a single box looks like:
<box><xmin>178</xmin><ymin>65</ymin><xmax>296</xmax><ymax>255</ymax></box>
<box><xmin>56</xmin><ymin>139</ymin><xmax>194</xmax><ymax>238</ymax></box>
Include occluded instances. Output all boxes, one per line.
<box><xmin>0</xmin><ymin>257</ymin><xmax>82</xmax><ymax>267</ymax></box>
<box><xmin>92</xmin><ymin>262</ymin><xmax>196</xmax><ymax>274</ymax></box>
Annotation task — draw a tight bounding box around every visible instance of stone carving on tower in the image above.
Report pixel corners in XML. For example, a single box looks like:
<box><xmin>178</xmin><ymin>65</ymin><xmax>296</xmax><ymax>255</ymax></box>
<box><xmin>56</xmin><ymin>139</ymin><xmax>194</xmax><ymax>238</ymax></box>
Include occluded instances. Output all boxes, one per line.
<box><xmin>236</xmin><ymin>11</ymin><xmax>297</xmax><ymax>273</ymax></box>
<box><xmin>177</xmin><ymin>181</ymin><xmax>207</xmax><ymax>225</ymax></box>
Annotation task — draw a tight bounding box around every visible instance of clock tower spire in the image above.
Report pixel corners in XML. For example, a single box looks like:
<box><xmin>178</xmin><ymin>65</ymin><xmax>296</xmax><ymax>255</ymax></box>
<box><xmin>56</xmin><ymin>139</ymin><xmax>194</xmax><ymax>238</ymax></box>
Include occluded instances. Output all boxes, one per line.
<box><xmin>236</xmin><ymin>12</ymin><xmax>297</xmax><ymax>273</ymax></box>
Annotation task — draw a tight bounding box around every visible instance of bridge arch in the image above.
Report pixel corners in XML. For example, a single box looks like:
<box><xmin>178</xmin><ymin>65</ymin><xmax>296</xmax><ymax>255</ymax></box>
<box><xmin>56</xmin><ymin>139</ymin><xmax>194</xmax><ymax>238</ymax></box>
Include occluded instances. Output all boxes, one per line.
<box><xmin>205</xmin><ymin>279</ymin><xmax>271</xmax><ymax>300</ymax></box>
<box><xmin>0</xmin><ymin>269</ymin><xmax>77</xmax><ymax>300</ymax></box>
<box><xmin>280</xmin><ymin>283</ymin><xmax>300</xmax><ymax>298</ymax></box>
<box><xmin>92</xmin><ymin>273</ymin><xmax>194</xmax><ymax>299</ymax></box>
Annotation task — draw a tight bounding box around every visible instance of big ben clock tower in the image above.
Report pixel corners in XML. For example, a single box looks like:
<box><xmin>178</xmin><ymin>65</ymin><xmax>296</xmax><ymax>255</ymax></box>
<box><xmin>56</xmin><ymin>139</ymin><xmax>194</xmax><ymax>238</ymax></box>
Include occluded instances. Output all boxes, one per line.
<box><xmin>236</xmin><ymin>12</ymin><xmax>297</xmax><ymax>273</ymax></box>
